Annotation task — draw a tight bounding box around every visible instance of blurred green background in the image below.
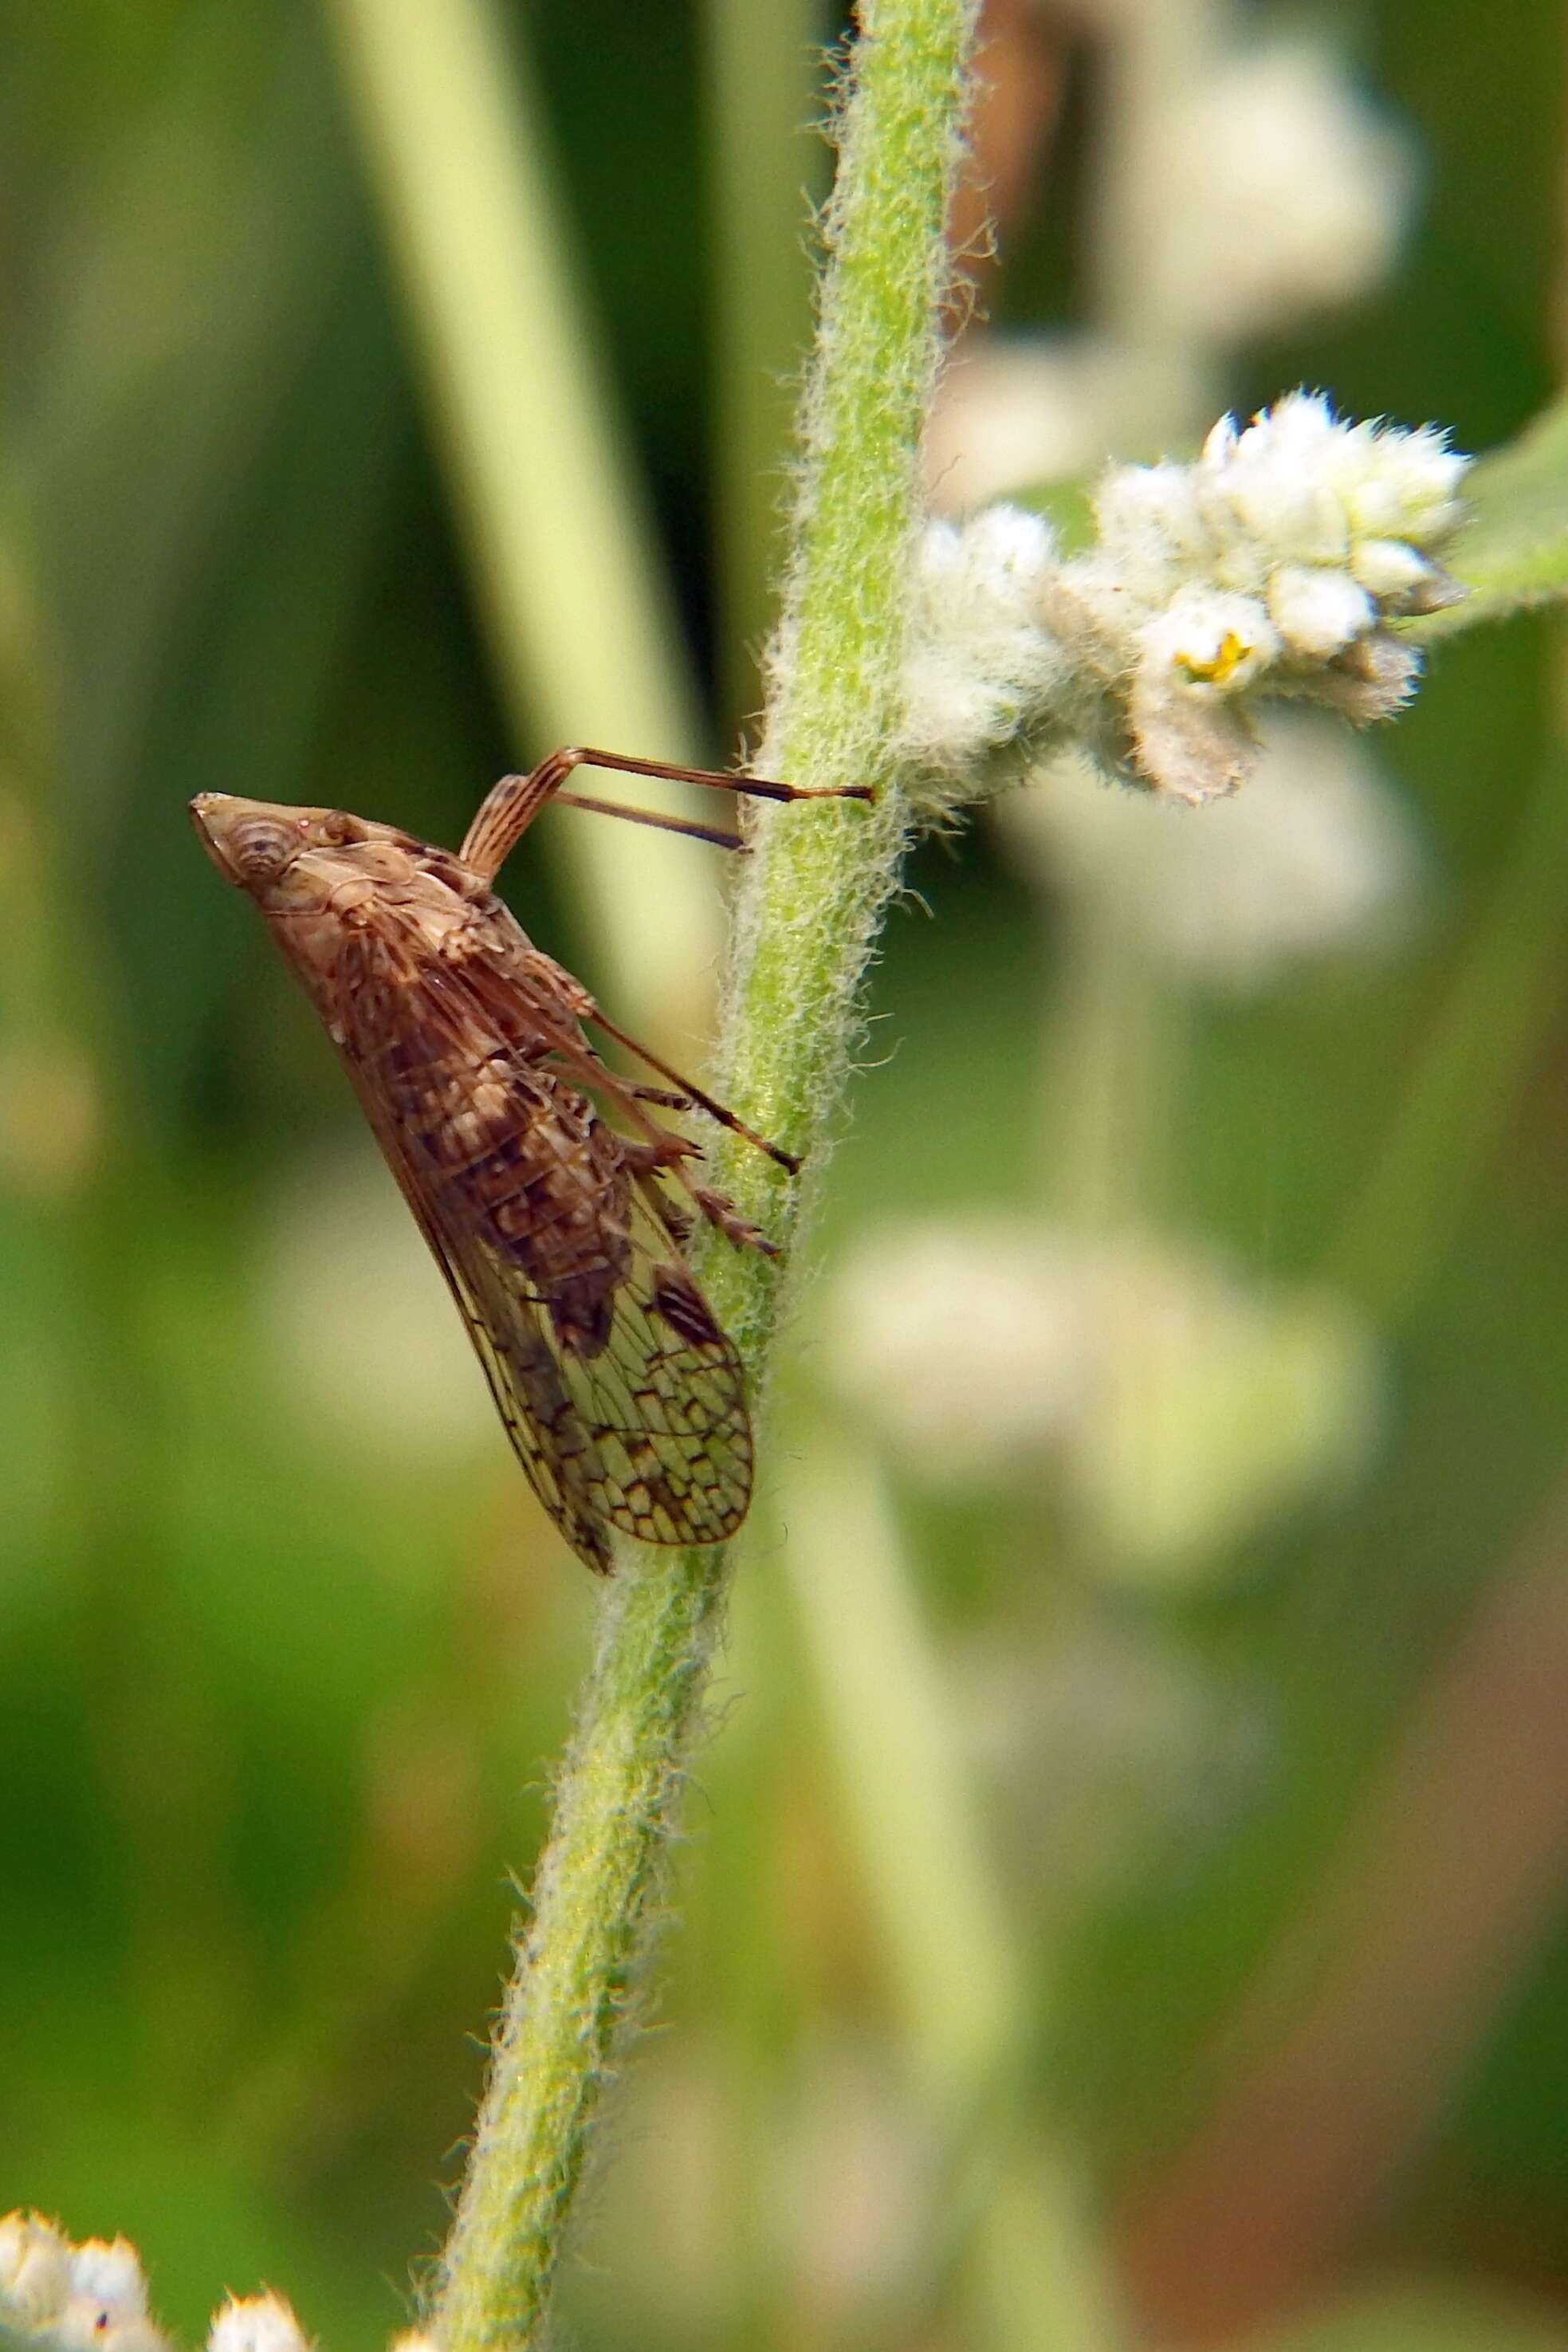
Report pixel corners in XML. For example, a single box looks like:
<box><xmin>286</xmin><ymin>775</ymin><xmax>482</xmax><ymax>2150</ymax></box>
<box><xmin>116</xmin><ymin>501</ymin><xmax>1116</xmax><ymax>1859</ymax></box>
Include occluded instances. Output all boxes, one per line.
<box><xmin>6</xmin><ymin>3</ymin><xmax>1568</xmax><ymax>2350</ymax></box>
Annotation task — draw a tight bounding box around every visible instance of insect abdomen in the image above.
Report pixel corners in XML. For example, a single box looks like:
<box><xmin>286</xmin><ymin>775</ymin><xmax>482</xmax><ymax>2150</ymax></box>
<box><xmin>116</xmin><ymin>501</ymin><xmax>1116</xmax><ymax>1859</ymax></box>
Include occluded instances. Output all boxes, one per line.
<box><xmin>402</xmin><ymin>1060</ymin><xmax>633</xmax><ymax>1359</ymax></box>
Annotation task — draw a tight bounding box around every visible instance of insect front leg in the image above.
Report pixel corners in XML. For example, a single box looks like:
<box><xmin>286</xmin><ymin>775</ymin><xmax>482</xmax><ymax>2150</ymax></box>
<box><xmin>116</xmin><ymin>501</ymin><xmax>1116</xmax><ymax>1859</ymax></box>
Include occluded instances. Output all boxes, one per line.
<box><xmin>588</xmin><ymin>1008</ymin><xmax>803</xmax><ymax>1174</ymax></box>
<box><xmin>460</xmin><ymin>745</ymin><xmax>871</xmax><ymax>884</ymax></box>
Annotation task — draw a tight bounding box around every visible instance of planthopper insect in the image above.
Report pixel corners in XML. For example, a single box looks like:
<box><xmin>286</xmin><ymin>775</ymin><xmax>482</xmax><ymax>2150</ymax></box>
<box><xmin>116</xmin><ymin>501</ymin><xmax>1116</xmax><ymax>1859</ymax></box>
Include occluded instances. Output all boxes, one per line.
<box><xmin>191</xmin><ymin>747</ymin><xmax>868</xmax><ymax>1573</ymax></box>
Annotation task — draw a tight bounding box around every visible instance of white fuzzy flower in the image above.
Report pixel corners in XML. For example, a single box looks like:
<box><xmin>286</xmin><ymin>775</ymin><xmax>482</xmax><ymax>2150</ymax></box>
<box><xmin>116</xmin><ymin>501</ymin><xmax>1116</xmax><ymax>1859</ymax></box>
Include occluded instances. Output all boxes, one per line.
<box><xmin>1138</xmin><ymin>589</ymin><xmax>1281</xmax><ymax>692</ymax></box>
<box><xmin>61</xmin><ymin>2244</ymin><xmax>146</xmax><ymax>2328</ymax></box>
<box><xmin>207</xmin><ymin>2295</ymin><xmax>311</xmax><ymax>2352</ymax></box>
<box><xmin>1144</xmin><ymin>45</ymin><xmax>1412</xmax><ymax>341</ymax></box>
<box><xmin>923</xmin><ymin>332</ymin><xmax>1201</xmax><ymax>513</ymax></box>
<box><xmin>997</xmin><ymin>715</ymin><xmax>1422</xmax><ymax>988</ymax></box>
<box><xmin>1208</xmin><ymin>393</ymin><xmax>1462</xmax><ymax>573</ymax></box>
<box><xmin>1266</xmin><ymin>565</ymin><xmax>1374</xmax><ymax>658</ymax></box>
<box><xmin>897</xmin><ymin>507</ymin><xmax>1067</xmax><ymax>773</ymax></box>
<box><xmin>1094</xmin><ymin>460</ymin><xmax>1214</xmax><ymax>580</ymax></box>
<box><xmin>54</xmin><ymin>2242</ymin><xmax>163</xmax><ymax>2352</ymax></box>
<box><xmin>1338</xmin><ymin>426</ymin><xmax>1468</xmax><ymax>545</ymax></box>
<box><xmin>1197</xmin><ymin>394</ymin><xmax>1350</xmax><ymax>564</ymax></box>
<box><xmin>0</xmin><ymin>2223</ymin><xmax>167</xmax><ymax>2352</ymax></box>
<box><xmin>899</xmin><ymin>392</ymin><xmax>1468</xmax><ymax>805</ymax></box>
<box><xmin>1350</xmin><ymin>536</ymin><xmax>1440</xmax><ymax>602</ymax></box>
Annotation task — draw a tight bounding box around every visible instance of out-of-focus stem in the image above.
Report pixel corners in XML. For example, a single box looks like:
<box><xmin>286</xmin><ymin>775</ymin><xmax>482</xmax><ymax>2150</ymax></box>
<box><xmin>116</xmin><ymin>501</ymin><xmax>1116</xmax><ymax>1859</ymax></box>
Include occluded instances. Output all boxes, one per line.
<box><xmin>705</xmin><ymin>0</ymin><xmax>825</xmax><ymax>733</ymax></box>
<box><xmin>1043</xmin><ymin>905</ymin><xmax>1185</xmax><ymax>1232</ymax></box>
<box><xmin>784</xmin><ymin>1447</ymin><xmax>1126</xmax><ymax>2352</ymax></box>
<box><xmin>324</xmin><ymin>0</ymin><xmax>714</xmax><ymax>1032</ymax></box>
<box><xmin>1330</xmin><ymin>746</ymin><xmax>1568</xmax><ymax>1320</ymax></box>
<box><xmin>784</xmin><ymin>1450</ymin><xmax>1020</xmax><ymax>2104</ymax></box>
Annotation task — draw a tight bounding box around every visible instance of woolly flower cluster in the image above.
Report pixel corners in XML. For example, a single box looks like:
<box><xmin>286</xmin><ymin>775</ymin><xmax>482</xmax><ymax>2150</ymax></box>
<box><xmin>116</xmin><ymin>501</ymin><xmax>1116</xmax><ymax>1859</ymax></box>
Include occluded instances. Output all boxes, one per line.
<box><xmin>901</xmin><ymin>393</ymin><xmax>1468</xmax><ymax>808</ymax></box>
<box><xmin>0</xmin><ymin>2215</ymin><xmax>434</xmax><ymax>2352</ymax></box>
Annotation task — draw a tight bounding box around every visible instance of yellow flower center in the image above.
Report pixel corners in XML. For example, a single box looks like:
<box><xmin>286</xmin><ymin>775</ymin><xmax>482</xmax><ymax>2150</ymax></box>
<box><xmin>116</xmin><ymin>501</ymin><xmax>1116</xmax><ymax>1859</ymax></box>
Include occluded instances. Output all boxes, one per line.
<box><xmin>1176</xmin><ymin>629</ymin><xmax>1248</xmax><ymax>686</ymax></box>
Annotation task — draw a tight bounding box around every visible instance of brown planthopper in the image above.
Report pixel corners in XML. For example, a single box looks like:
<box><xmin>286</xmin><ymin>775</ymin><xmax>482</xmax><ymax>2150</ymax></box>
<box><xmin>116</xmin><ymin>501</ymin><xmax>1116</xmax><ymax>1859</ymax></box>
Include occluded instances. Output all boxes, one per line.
<box><xmin>191</xmin><ymin>748</ymin><xmax>868</xmax><ymax>1573</ymax></box>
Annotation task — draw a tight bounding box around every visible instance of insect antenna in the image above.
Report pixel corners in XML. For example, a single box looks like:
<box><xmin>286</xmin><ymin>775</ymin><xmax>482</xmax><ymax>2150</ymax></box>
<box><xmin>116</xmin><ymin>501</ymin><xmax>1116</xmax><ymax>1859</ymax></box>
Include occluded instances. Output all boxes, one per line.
<box><xmin>550</xmin><ymin>792</ymin><xmax>742</xmax><ymax>852</ymax></box>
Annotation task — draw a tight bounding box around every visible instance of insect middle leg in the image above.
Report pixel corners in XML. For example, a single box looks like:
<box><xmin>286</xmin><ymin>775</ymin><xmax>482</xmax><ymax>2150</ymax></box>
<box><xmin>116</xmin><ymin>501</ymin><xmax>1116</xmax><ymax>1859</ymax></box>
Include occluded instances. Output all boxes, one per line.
<box><xmin>590</xmin><ymin>1008</ymin><xmax>801</xmax><ymax>1174</ymax></box>
<box><xmin>624</xmin><ymin>1083</ymin><xmax>694</xmax><ymax>1111</ymax></box>
<box><xmin>525</xmin><ymin>947</ymin><xmax>801</xmax><ymax>1175</ymax></box>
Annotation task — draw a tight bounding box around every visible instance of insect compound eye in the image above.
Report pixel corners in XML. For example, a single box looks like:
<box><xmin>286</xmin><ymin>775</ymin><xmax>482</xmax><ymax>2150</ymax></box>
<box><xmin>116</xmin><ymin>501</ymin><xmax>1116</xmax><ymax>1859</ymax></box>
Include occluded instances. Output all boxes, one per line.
<box><xmin>232</xmin><ymin>820</ymin><xmax>297</xmax><ymax>885</ymax></box>
<box><xmin>316</xmin><ymin>810</ymin><xmax>367</xmax><ymax>848</ymax></box>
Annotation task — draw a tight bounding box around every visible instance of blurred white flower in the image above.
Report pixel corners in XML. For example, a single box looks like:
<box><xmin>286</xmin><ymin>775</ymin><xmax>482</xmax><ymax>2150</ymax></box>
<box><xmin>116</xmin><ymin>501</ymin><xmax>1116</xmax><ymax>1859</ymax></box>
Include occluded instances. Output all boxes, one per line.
<box><xmin>1067</xmin><ymin>1232</ymin><xmax>1381</xmax><ymax>1583</ymax></box>
<box><xmin>0</xmin><ymin>2217</ymin><xmax>428</xmax><ymax>2352</ymax></box>
<box><xmin>0</xmin><ymin>2216</ymin><xmax>72</xmax><ymax>2333</ymax></box>
<box><xmin>207</xmin><ymin>2296</ymin><xmax>310</xmax><ymax>2352</ymax></box>
<box><xmin>827</xmin><ymin>1220</ymin><xmax>1381</xmax><ymax>1585</ymax></box>
<box><xmin>996</xmin><ymin>710</ymin><xmax>1424</xmax><ymax>987</ymax></box>
<box><xmin>57</xmin><ymin>2244</ymin><xmax>144</xmax><ymax>2328</ymax></box>
<box><xmin>828</xmin><ymin>1222</ymin><xmax>1087</xmax><ymax>1477</ymax></box>
<box><xmin>1144</xmin><ymin>45</ymin><xmax>1413</xmax><ymax>341</ymax></box>
<box><xmin>924</xmin><ymin>332</ymin><xmax>1200</xmax><ymax>513</ymax></box>
<box><xmin>56</xmin><ymin>2241</ymin><xmax>162</xmax><ymax>2352</ymax></box>
<box><xmin>774</xmin><ymin>2042</ymin><xmax>929</xmax><ymax>2317</ymax></box>
<box><xmin>901</xmin><ymin>393</ymin><xmax>1467</xmax><ymax>807</ymax></box>
<box><xmin>958</xmin><ymin>1618</ymin><xmax>1263</xmax><ymax>1912</ymax></box>
<box><xmin>0</xmin><ymin>2223</ymin><xmax>169</xmax><ymax>2352</ymax></box>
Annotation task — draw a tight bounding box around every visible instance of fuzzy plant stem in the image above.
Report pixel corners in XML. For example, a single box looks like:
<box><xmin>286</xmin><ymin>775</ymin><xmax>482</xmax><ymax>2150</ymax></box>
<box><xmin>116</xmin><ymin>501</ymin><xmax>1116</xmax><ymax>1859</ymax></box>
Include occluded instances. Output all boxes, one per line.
<box><xmin>429</xmin><ymin>6</ymin><xmax>978</xmax><ymax>2347</ymax></box>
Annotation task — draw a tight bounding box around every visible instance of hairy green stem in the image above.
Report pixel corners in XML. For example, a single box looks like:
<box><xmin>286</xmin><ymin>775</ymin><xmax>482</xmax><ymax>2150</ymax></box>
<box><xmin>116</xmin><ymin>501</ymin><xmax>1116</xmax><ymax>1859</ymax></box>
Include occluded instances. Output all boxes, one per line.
<box><xmin>430</xmin><ymin>6</ymin><xmax>977</xmax><ymax>2346</ymax></box>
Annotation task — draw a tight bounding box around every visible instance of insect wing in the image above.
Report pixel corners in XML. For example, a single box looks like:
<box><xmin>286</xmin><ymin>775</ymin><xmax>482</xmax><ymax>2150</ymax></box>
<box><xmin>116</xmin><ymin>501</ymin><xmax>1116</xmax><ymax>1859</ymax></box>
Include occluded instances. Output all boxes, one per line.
<box><xmin>334</xmin><ymin>930</ymin><xmax>753</xmax><ymax>1571</ymax></box>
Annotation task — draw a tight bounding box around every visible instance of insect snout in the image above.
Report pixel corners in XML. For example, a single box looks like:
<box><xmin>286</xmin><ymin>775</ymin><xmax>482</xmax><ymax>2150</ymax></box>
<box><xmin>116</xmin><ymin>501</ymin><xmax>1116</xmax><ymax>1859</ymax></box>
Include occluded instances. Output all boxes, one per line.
<box><xmin>191</xmin><ymin>795</ymin><xmax>301</xmax><ymax>890</ymax></box>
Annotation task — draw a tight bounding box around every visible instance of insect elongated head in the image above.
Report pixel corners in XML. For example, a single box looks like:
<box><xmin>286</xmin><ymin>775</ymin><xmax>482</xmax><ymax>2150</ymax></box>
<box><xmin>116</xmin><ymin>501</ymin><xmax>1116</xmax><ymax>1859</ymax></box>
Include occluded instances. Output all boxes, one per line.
<box><xmin>191</xmin><ymin>792</ymin><xmax>436</xmax><ymax>911</ymax></box>
<box><xmin>191</xmin><ymin>794</ymin><xmax>312</xmax><ymax>893</ymax></box>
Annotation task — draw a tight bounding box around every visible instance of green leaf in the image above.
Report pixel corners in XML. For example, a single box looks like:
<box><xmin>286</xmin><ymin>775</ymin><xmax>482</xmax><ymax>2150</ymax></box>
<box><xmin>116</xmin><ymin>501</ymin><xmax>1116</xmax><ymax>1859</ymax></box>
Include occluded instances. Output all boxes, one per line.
<box><xmin>1419</xmin><ymin>392</ymin><xmax>1568</xmax><ymax>637</ymax></box>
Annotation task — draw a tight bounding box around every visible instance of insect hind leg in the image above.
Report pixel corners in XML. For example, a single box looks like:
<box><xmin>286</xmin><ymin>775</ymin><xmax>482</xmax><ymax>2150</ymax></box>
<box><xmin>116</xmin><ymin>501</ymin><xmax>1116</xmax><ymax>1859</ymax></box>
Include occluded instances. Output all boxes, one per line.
<box><xmin>635</xmin><ymin>1170</ymin><xmax>779</xmax><ymax>1261</ymax></box>
<box><xmin>691</xmin><ymin>1185</ymin><xmax>780</xmax><ymax>1258</ymax></box>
